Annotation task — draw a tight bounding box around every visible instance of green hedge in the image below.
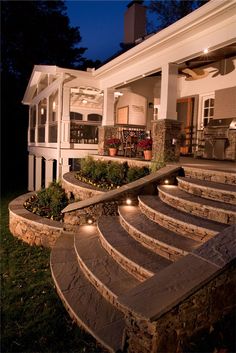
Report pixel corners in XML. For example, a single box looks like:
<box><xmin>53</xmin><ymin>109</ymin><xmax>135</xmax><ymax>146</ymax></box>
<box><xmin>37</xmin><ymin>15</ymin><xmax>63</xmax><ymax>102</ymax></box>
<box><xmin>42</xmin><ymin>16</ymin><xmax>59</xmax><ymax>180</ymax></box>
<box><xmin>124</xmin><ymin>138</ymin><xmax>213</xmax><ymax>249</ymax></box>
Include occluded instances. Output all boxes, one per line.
<box><xmin>76</xmin><ymin>157</ymin><xmax>149</xmax><ymax>189</ymax></box>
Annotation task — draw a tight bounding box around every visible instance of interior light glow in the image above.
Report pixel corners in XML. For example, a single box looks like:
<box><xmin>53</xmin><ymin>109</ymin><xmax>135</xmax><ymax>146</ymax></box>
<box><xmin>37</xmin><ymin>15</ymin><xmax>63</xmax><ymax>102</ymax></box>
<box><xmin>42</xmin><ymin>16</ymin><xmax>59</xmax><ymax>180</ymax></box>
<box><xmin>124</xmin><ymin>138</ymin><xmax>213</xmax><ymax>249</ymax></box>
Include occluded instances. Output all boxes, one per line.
<box><xmin>41</xmin><ymin>108</ymin><xmax>44</xmax><ymax>115</ymax></box>
<box><xmin>52</xmin><ymin>101</ymin><xmax>56</xmax><ymax>110</ymax></box>
<box><xmin>126</xmin><ymin>198</ymin><xmax>132</xmax><ymax>205</ymax></box>
<box><xmin>203</xmin><ymin>48</ymin><xmax>209</xmax><ymax>54</ymax></box>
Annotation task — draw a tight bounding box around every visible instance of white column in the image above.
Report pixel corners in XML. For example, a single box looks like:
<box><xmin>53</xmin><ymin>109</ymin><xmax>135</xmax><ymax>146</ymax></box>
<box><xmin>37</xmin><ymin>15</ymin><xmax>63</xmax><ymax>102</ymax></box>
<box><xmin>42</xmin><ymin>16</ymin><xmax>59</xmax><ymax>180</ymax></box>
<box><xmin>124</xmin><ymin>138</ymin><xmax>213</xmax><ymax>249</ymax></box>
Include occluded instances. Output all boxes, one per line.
<box><xmin>57</xmin><ymin>77</ymin><xmax>64</xmax><ymax>181</ymax></box>
<box><xmin>35</xmin><ymin>104</ymin><xmax>39</xmax><ymax>143</ymax></box>
<box><xmin>61</xmin><ymin>86</ymin><xmax>71</xmax><ymax>148</ymax></box>
<box><xmin>159</xmin><ymin>63</ymin><xmax>178</xmax><ymax>120</ymax></box>
<box><xmin>102</xmin><ymin>87</ymin><xmax>115</xmax><ymax>126</ymax></box>
<box><xmin>45</xmin><ymin>159</ymin><xmax>54</xmax><ymax>188</ymax></box>
<box><xmin>35</xmin><ymin>156</ymin><xmax>42</xmax><ymax>191</ymax></box>
<box><xmin>45</xmin><ymin>97</ymin><xmax>49</xmax><ymax>143</ymax></box>
<box><xmin>61</xmin><ymin>158</ymin><xmax>70</xmax><ymax>178</ymax></box>
<box><xmin>28</xmin><ymin>155</ymin><xmax>34</xmax><ymax>191</ymax></box>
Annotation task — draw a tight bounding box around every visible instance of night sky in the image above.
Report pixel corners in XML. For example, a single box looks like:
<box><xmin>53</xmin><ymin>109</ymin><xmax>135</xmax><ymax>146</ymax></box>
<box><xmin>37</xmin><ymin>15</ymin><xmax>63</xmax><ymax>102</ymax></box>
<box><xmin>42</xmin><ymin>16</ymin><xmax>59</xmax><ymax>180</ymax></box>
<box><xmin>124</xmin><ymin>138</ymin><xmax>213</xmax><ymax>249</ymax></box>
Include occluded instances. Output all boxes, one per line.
<box><xmin>66</xmin><ymin>0</ymin><xmax>140</xmax><ymax>62</ymax></box>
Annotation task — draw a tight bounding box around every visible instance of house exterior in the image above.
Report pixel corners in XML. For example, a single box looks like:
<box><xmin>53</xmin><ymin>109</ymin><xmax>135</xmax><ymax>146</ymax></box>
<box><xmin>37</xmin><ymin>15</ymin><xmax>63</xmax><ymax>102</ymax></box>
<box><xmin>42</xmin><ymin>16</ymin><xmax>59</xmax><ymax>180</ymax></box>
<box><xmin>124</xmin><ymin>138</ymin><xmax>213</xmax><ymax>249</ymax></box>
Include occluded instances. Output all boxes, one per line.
<box><xmin>22</xmin><ymin>0</ymin><xmax>236</xmax><ymax>191</ymax></box>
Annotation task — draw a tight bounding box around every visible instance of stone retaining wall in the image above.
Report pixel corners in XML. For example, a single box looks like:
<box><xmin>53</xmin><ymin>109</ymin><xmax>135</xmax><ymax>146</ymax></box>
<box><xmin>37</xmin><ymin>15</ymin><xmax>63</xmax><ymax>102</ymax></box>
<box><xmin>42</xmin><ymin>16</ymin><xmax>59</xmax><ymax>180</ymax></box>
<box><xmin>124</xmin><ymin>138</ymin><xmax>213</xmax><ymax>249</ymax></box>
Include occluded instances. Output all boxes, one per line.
<box><xmin>62</xmin><ymin>172</ymin><xmax>105</xmax><ymax>201</ymax></box>
<box><xmin>9</xmin><ymin>193</ymin><xmax>63</xmax><ymax>248</ymax></box>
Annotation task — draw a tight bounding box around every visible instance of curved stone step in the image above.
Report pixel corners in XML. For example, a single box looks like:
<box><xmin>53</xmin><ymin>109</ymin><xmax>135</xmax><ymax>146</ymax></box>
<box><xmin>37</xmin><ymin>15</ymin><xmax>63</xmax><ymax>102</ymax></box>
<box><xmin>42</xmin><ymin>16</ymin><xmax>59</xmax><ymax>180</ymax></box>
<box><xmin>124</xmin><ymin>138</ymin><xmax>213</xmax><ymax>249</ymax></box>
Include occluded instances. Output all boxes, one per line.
<box><xmin>158</xmin><ymin>185</ymin><xmax>236</xmax><ymax>224</ymax></box>
<box><xmin>183</xmin><ymin>166</ymin><xmax>236</xmax><ymax>185</ymax></box>
<box><xmin>118</xmin><ymin>205</ymin><xmax>200</xmax><ymax>261</ymax></box>
<box><xmin>97</xmin><ymin>216</ymin><xmax>171</xmax><ymax>281</ymax></box>
<box><xmin>74</xmin><ymin>225</ymin><xmax>140</xmax><ymax>311</ymax></box>
<box><xmin>50</xmin><ymin>233</ymin><xmax>125</xmax><ymax>353</ymax></box>
<box><xmin>177</xmin><ymin>177</ymin><xmax>236</xmax><ymax>205</ymax></box>
<box><xmin>138</xmin><ymin>195</ymin><xmax>227</xmax><ymax>241</ymax></box>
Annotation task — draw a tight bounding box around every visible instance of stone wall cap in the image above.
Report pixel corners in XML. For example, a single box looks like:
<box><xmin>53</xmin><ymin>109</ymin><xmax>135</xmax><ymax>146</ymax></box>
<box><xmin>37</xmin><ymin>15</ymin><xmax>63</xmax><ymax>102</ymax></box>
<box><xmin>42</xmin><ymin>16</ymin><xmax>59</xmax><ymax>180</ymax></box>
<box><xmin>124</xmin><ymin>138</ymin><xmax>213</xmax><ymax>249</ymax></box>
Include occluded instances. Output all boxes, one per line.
<box><xmin>118</xmin><ymin>253</ymin><xmax>220</xmax><ymax>321</ymax></box>
<box><xmin>62</xmin><ymin>165</ymin><xmax>181</xmax><ymax>213</ymax></box>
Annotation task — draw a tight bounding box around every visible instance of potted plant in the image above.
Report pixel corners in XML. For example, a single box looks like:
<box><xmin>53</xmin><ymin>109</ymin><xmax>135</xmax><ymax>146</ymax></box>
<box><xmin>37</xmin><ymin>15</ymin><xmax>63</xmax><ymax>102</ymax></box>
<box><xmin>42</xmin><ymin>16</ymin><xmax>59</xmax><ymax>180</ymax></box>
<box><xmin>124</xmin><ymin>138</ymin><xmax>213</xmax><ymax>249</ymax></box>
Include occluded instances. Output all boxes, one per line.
<box><xmin>138</xmin><ymin>138</ymin><xmax>153</xmax><ymax>160</ymax></box>
<box><xmin>105</xmin><ymin>138</ymin><xmax>121</xmax><ymax>156</ymax></box>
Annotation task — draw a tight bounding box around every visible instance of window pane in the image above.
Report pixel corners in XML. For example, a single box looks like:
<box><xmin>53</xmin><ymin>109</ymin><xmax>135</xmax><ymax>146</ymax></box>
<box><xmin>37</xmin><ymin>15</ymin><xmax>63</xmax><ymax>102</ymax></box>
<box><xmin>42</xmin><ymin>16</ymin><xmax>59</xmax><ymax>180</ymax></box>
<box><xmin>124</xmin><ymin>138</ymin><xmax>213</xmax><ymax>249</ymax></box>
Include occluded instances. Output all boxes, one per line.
<box><xmin>87</xmin><ymin>114</ymin><xmax>102</xmax><ymax>122</ymax></box>
<box><xmin>204</xmin><ymin>108</ymin><xmax>209</xmax><ymax>117</ymax></box>
<box><xmin>209</xmin><ymin>108</ymin><xmax>214</xmax><ymax>116</ymax></box>
<box><xmin>210</xmin><ymin>98</ymin><xmax>214</xmax><ymax>106</ymax></box>
<box><xmin>204</xmin><ymin>99</ymin><xmax>210</xmax><ymax>108</ymax></box>
<box><xmin>203</xmin><ymin>118</ymin><xmax>208</xmax><ymax>127</ymax></box>
<box><xmin>70</xmin><ymin>112</ymin><xmax>83</xmax><ymax>120</ymax></box>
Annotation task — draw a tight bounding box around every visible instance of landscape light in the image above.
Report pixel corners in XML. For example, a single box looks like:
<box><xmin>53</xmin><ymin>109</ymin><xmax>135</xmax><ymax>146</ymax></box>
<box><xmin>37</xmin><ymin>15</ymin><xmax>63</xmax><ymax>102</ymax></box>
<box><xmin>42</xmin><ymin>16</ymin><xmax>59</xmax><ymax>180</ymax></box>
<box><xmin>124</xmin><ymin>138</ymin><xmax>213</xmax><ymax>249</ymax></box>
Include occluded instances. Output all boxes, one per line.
<box><xmin>126</xmin><ymin>198</ymin><xmax>132</xmax><ymax>205</ymax></box>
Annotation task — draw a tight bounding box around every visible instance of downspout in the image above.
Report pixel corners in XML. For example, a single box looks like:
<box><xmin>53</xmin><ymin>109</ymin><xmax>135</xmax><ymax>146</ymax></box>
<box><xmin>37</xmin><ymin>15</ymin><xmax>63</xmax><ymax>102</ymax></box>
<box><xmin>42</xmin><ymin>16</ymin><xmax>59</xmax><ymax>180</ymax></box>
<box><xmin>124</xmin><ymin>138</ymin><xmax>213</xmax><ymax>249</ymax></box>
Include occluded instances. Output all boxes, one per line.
<box><xmin>56</xmin><ymin>74</ymin><xmax>64</xmax><ymax>181</ymax></box>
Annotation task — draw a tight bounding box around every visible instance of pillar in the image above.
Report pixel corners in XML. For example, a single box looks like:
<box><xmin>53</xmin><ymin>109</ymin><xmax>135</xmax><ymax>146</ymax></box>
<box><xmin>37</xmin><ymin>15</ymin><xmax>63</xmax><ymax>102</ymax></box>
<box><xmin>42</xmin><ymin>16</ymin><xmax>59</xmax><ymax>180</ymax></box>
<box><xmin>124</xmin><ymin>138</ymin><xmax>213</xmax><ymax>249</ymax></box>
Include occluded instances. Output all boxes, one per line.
<box><xmin>61</xmin><ymin>158</ymin><xmax>70</xmax><ymax>177</ymax></box>
<box><xmin>102</xmin><ymin>88</ymin><xmax>115</xmax><ymax>126</ymax></box>
<box><xmin>28</xmin><ymin>154</ymin><xmax>34</xmax><ymax>191</ymax></box>
<box><xmin>159</xmin><ymin>63</ymin><xmax>178</xmax><ymax>120</ymax></box>
<box><xmin>35</xmin><ymin>156</ymin><xmax>42</xmax><ymax>191</ymax></box>
<box><xmin>45</xmin><ymin>159</ymin><xmax>54</xmax><ymax>188</ymax></box>
<box><xmin>61</xmin><ymin>86</ymin><xmax>71</xmax><ymax>148</ymax></box>
<box><xmin>152</xmin><ymin>63</ymin><xmax>181</xmax><ymax>162</ymax></box>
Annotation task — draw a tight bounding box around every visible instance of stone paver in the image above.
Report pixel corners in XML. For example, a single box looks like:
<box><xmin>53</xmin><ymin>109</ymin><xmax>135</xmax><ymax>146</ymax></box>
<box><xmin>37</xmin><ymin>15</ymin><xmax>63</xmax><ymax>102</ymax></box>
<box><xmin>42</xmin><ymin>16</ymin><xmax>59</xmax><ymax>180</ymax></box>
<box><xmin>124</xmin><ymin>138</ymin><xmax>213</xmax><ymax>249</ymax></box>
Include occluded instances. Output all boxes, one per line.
<box><xmin>97</xmin><ymin>216</ymin><xmax>171</xmax><ymax>280</ymax></box>
<box><xmin>74</xmin><ymin>225</ymin><xmax>140</xmax><ymax>303</ymax></box>
<box><xmin>138</xmin><ymin>195</ymin><xmax>226</xmax><ymax>240</ymax></box>
<box><xmin>119</xmin><ymin>205</ymin><xmax>200</xmax><ymax>258</ymax></box>
<box><xmin>193</xmin><ymin>224</ymin><xmax>236</xmax><ymax>267</ymax></box>
<box><xmin>158</xmin><ymin>185</ymin><xmax>236</xmax><ymax>224</ymax></box>
<box><xmin>50</xmin><ymin>233</ymin><xmax>125</xmax><ymax>353</ymax></box>
<box><xmin>177</xmin><ymin>176</ymin><xmax>236</xmax><ymax>204</ymax></box>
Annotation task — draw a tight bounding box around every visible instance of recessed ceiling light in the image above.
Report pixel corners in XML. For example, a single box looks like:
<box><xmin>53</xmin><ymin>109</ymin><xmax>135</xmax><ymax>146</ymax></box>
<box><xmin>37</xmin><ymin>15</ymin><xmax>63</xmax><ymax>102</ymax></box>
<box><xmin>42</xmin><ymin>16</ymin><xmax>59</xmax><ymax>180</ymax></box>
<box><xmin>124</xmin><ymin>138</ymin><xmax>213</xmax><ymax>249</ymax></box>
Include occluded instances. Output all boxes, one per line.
<box><xmin>203</xmin><ymin>48</ymin><xmax>209</xmax><ymax>54</ymax></box>
<box><xmin>126</xmin><ymin>198</ymin><xmax>132</xmax><ymax>205</ymax></box>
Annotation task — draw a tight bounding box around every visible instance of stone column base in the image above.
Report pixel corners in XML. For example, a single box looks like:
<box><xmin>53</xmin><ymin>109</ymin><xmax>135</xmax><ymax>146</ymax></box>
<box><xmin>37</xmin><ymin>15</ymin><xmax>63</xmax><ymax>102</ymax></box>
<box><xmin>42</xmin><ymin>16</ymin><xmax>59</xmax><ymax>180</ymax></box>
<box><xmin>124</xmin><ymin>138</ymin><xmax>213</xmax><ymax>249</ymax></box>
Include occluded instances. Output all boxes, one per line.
<box><xmin>98</xmin><ymin>126</ymin><xmax>119</xmax><ymax>155</ymax></box>
<box><xmin>152</xmin><ymin>119</ymin><xmax>181</xmax><ymax>162</ymax></box>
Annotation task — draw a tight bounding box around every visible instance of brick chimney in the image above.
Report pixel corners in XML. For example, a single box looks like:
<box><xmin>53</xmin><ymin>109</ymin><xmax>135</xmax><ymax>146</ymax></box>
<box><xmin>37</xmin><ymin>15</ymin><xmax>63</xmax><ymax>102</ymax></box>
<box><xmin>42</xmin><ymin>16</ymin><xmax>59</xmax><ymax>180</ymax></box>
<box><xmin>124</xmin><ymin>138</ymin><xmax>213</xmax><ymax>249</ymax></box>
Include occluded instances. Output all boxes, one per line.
<box><xmin>124</xmin><ymin>0</ymin><xmax>146</xmax><ymax>45</ymax></box>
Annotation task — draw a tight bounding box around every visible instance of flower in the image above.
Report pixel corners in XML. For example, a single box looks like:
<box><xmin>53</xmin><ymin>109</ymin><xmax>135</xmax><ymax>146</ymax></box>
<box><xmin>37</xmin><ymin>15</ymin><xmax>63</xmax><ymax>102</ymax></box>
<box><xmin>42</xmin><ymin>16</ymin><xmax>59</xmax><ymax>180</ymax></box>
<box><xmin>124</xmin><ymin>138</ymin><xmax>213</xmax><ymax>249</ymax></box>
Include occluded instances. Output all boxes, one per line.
<box><xmin>138</xmin><ymin>138</ymin><xmax>152</xmax><ymax>150</ymax></box>
<box><xmin>105</xmin><ymin>138</ymin><xmax>121</xmax><ymax>148</ymax></box>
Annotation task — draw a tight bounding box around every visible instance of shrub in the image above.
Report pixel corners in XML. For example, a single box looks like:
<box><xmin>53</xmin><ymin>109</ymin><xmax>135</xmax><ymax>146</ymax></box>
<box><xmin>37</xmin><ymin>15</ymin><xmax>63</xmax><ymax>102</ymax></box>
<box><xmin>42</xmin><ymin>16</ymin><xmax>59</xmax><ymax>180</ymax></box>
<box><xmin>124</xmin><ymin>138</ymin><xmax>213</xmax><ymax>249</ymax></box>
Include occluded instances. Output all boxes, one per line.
<box><xmin>80</xmin><ymin>156</ymin><xmax>96</xmax><ymax>178</ymax></box>
<box><xmin>92</xmin><ymin>160</ymin><xmax>107</xmax><ymax>182</ymax></box>
<box><xmin>106</xmin><ymin>161</ymin><xmax>126</xmax><ymax>186</ymax></box>
<box><xmin>126</xmin><ymin>166</ymin><xmax>150</xmax><ymax>183</ymax></box>
<box><xmin>24</xmin><ymin>182</ymin><xmax>68</xmax><ymax>221</ymax></box>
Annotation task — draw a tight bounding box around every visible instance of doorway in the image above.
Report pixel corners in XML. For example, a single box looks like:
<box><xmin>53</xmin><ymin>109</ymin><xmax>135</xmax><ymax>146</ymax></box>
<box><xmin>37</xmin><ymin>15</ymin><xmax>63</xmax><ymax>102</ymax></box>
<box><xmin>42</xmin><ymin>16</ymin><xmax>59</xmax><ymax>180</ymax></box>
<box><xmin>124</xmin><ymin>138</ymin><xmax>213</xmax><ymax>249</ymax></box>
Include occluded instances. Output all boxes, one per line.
<box><xmin>177</xmin><ymin>97</ymin><xmax>195</xmax><ymax>155</ymax></box>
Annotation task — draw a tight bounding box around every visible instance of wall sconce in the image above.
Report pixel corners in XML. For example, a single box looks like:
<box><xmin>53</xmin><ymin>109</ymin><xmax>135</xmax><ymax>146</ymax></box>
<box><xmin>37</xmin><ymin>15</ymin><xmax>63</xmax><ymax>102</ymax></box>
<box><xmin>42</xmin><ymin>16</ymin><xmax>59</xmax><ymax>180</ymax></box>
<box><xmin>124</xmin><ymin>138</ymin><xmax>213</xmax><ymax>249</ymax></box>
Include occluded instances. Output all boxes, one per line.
<box><xmin>86</xmin><ymin>217</ymin><xmax>94</xmax><ymax>225</ymax></box>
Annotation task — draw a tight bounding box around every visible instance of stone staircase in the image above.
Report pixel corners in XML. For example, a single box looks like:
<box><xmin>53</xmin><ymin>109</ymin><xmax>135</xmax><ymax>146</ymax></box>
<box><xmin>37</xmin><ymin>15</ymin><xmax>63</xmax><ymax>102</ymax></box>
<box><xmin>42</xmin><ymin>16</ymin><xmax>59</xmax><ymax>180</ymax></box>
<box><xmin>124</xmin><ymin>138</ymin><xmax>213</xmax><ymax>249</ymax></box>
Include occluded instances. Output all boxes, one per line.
<box><xmin>50</xmin><ymin>167</ymin><xmax>236</xmax><ymax>352</ymax></box>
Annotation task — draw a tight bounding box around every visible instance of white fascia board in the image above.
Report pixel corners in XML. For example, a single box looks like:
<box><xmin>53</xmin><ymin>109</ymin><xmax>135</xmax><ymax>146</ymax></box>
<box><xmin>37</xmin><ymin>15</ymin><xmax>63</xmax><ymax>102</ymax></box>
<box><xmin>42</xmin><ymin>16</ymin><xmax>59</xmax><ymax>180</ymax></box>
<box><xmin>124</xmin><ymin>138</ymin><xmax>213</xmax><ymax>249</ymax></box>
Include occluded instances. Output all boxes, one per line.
<box><xmin>94</xmin><ymin>0</ymin><xmax>236</xmax><ymax>81</ymax></box>
<box><xmin>64</xmin><ymin>72</ymin><xmax>101</xmax><ymax>89</ymax></box>
<box><xmin>22</xmin><ymin>65</ymin><xmax>84</xmax><ymax>104</ymax></box>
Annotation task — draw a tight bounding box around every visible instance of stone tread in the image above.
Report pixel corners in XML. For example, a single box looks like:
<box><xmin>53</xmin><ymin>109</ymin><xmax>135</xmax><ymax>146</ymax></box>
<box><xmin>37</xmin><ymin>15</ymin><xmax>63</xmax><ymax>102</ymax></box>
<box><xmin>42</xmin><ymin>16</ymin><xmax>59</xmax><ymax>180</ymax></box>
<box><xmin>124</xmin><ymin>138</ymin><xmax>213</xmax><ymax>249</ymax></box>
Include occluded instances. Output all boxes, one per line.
<box><xmin>158</xmin><ymin>185</ymin><xmax>236</xmax><ymax>213</ymax></box>
<box><xmin>119</xmin><ymin>205</ymin><xmax>200</xmax><ymax>253</ymax></box>
<box><xmin>97</xmin><ymin>216</ymin><xmax>172</xmax><ymax>275</ymax></box>
<box><xmin>74</xmin><ymin>225</ymin><xmax>140</xmax><ymax>298</ymax></box>
<box><xmin>177</xmin><ymin>176</ymin><xmax>236</xmax><ymax>193</ymax></box>
<box><xmin>138</xmin><ymin>195</ymin><xmax>226</xmax><ymax>233</ymax></box>
<box><xmin>50</xmin><ymin>233</ymin><xmax>125</xmax><ymax>353</ymax></box>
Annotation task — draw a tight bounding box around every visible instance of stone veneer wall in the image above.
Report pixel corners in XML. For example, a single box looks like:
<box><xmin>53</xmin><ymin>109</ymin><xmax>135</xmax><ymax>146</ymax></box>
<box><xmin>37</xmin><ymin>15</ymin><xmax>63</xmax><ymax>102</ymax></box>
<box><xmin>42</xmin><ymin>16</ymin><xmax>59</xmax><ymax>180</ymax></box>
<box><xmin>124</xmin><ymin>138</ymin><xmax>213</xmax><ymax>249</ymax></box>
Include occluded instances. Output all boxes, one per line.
<box><xmin>119</xmin><ymin>225</ymin><xmax>236</xmax><ymax>353</ymax></box>
<box><xmin>225</xmin><ymin>130</ymin><xmax>236</xmax><ymax>161</ymax></box>
<box><xmin>152</xmin><ymin>119</ymin><xmax>181</xmax><ymax>162</ymax></box>
<box><xmin>98</xmin><ymin>126</ymin><xmax>119</xmax><ymax>155</ymax></box>
<box><xmin>62</xmin><ymin>172</ymin><xmax>105</xmax><ymax>200</ymax></box>
<box><xmin>9</xmin><ymin>193</ymin><xmax>63</xmax><ymax>248</ymax></box>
